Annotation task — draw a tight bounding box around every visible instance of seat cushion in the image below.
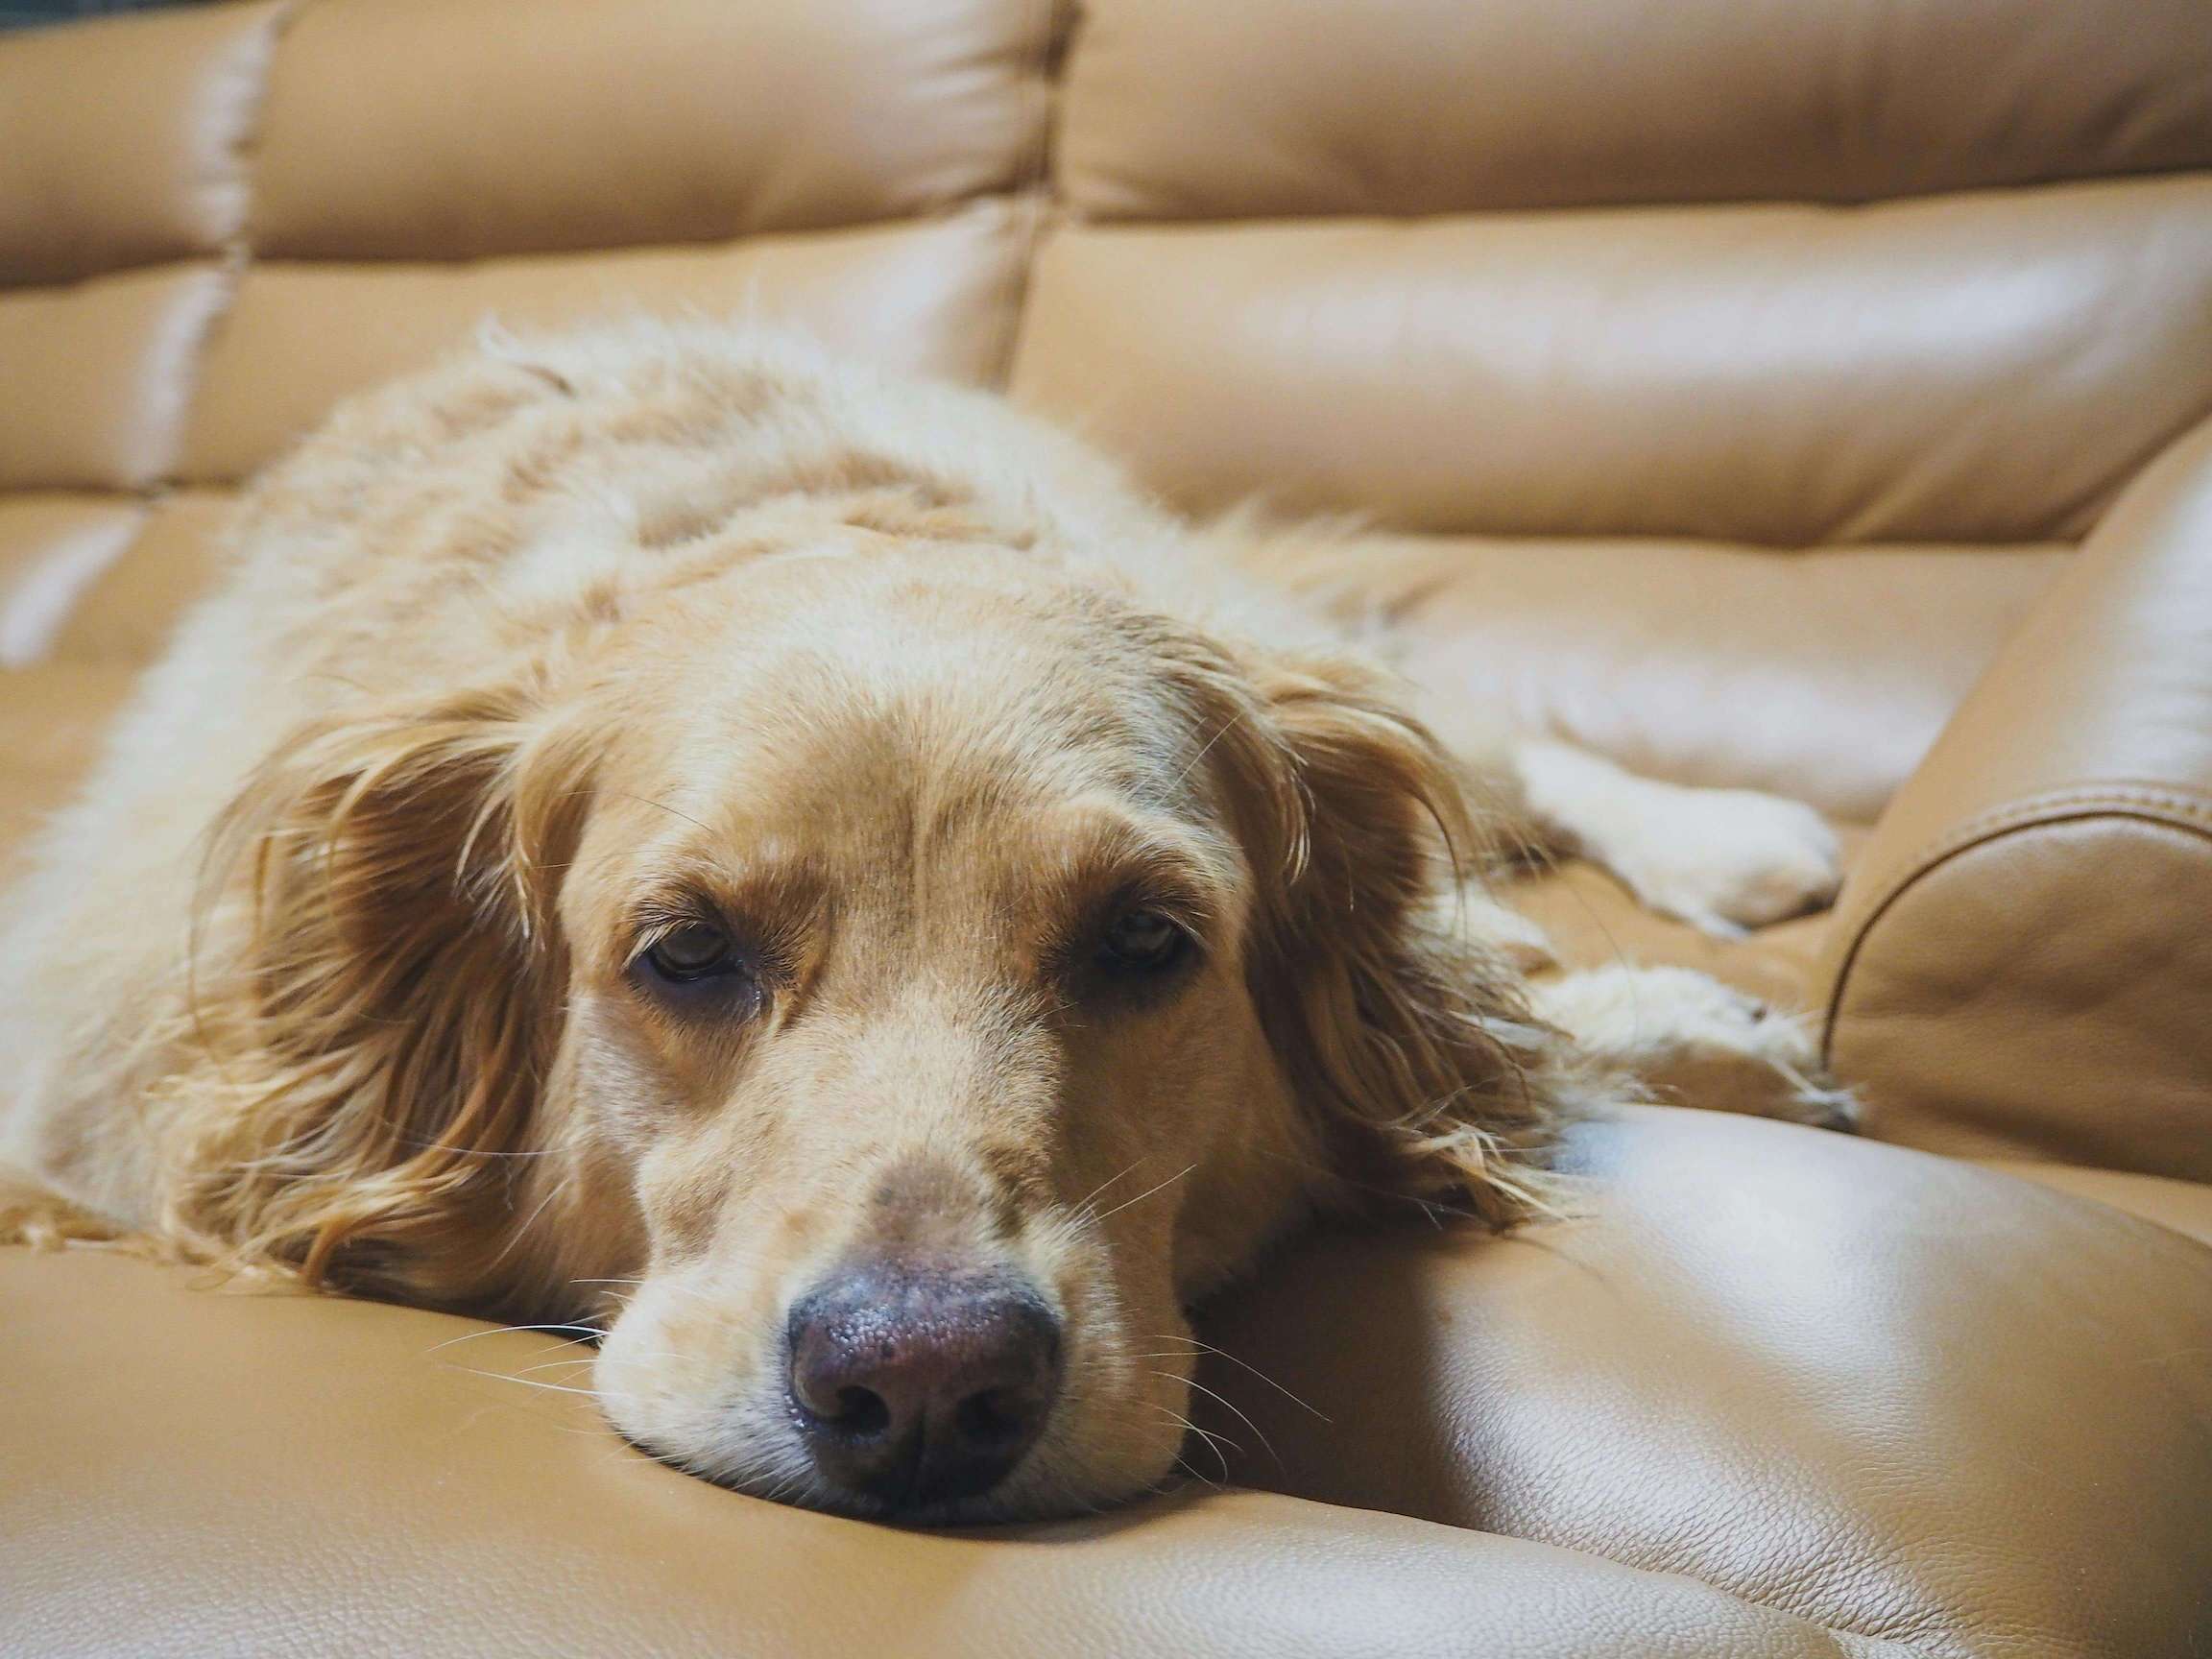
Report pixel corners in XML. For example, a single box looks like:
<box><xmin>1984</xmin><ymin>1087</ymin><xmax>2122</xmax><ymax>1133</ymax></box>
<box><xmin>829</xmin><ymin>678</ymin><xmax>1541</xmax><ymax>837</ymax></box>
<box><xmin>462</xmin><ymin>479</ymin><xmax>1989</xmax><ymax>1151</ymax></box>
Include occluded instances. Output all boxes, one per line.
<box><xmin>1</xmin><ymin>1250</ymin><xmax>1901</xmax><ymax>1658</ymax></box>
<box><xmin>1287</xmin><ymin>536</ymin><xmax>2066</xmax><ymax>823</ymax></box>
<box><xmin>1191</xmin><ymin>1107</ymin><xmax>2212</xmax><ymax>1657</ymax></box>
<box><xmin>1507</xmin><ymin>850</ymin><xmax>1847</xmax><ymax>1011</ymax></box>
<box><xmin>4</xmin><ymin>1108</ymin><xmax>2205</xmax><ymax>1656</ymax></box>
<box><xmin>1983</xmin><ymin>1159</ymin><xmax>2212</xmax><ymax>1247</ymax></box>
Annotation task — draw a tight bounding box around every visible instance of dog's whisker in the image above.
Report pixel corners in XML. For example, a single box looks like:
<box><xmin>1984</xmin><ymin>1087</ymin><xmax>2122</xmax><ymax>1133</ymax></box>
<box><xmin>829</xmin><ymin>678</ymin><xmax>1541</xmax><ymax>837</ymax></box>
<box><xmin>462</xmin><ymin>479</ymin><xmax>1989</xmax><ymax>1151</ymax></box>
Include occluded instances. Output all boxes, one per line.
<box><xmin>482</xmin><ymin>1176</ymin><xmax>574</xmax><ymax>1274</ymax></box>
<box><xmin>1067</xmin><ymin>1157</ymin><xmax>1148</xmax><ymax>1218</ymax></box>
<box><xmin>1087</xmin><ymin>1162</ymin><xmax>1198</xmax><ymax>1227</ymax></box>
<box><xmin>1168</xmin><ymin>709</ymin><xmax>1251</xmax><ymax>791</ymax></box>
<box><xmin>1151</xmin><ymin>1403</ymin><xmax>1238</xmax><ymax>1486</ymax></box>
<box><xmin>450</xmin><ymin>1365</ymin><xmax>614</xmax><ymax>1402</ymax></box>
<box><xmin>422</xmin><ymin>1321</ymin><xmax>607</xmax><ymax>1357</ymax></box>
<box><xmin>509</xmin><ymin>1358</ymin><xmax>612</xmax><ymax>1382</ymax></box>
<box><xmin>1137</xmin><ymin>1334</ymin><xmax>1332</xmax><ymax>1421</ymax></box>
<box><xmin>1160</xmin><ymin>1370</ymin><xmax>1285</xmax><ymax>1474</ymax></box>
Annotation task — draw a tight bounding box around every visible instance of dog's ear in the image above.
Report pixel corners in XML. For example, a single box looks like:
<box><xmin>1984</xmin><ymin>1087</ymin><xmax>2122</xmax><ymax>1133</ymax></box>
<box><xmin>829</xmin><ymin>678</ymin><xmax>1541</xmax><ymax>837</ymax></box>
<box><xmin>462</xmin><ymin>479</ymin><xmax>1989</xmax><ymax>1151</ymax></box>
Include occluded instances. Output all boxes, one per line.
<box><xmin>178</xmin><ymin>677</ymin><xmax>597</xmax><ymax>1304</ymax></box>
<box><xmin>1214</xmin><ymin>650</ymin><xmax>1581</xmax><ymax>1227</ymax></box>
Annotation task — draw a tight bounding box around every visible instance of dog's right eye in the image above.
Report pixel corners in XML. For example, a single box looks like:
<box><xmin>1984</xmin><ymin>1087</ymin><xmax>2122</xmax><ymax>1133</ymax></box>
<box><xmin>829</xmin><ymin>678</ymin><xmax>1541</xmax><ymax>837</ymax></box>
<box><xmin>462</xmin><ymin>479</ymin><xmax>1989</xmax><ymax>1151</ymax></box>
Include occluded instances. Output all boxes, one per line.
<box><xmin>1096</xmin><ymin>905</ymin><xmax>1192</xmax><ymax>975</ymax></box>
<box><xmin>630</xmin><ymin>919</ymin><xmax>771</xmax><ymax>1021</ymax></box>
<box><xmin>640</xmin><ymin>921</ymin><xmax>739</xmax><ymax>984</ymax></box>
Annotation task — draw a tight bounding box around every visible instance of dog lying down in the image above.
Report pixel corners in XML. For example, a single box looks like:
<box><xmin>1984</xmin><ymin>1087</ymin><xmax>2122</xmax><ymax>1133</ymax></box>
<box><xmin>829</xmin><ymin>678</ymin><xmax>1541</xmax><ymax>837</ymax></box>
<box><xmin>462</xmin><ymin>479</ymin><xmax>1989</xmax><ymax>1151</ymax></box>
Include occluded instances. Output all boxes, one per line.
<box><xmin>0</xmin><ymin>324</ymin><xmax>1850</xmax><ymax>1522</ymax></box>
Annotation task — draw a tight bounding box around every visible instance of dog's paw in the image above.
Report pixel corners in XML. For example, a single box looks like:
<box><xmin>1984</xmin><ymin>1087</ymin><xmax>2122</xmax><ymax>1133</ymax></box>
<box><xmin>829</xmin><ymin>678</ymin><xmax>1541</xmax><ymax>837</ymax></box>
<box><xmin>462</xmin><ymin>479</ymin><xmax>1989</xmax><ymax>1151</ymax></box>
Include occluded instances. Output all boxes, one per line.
<box><xmin>1529</xmin><ymin>965</ymin><xmax>1859</xmax><ymax>1129</ymax></box>
<box><xmin>1591</xmin><ymin>785</ymin><xmax>1841</xmax><ymax>937</ymax></box>
<box><xmin>1428</xmin><ymin>880</ymin><xmax>1559</xmax><ymax>974</ymax></box>
<box><xmin>1515</xmin><ymin>742</ymin><xmax>1842</xmax><ymax>937</ymax></box>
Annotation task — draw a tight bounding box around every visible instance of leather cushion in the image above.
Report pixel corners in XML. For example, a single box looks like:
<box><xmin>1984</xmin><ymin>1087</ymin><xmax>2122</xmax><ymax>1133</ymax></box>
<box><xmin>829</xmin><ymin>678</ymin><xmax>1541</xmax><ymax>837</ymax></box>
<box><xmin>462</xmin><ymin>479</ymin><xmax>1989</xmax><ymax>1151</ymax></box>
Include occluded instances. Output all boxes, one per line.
<box><xmin>1193</xmin><ymin>1107</ymin><xmax>2212</xmax><ymax>1658</ymax></box>
<box><xmin>1277</xmin><ymin>535</ymin><xmax>2065</xmax><ymax>822</ymax></box>
<box><xmin>3</xmin><ymin>1213</ymin><xmax>1924</xmax><ymax>1659</ymax></box>
<box><xmin>0</xmin><ymin>495</ymin><xmax>145</xmax><ymax>668</ymax></box>
<box><xmin>0</xmin><ymin>0</ymin><xmax>280</xmax><ymax>287</ymax></box>
<box><xmin>1822</xmin><ymin>418</ymin><xmax>2212</xmax><ymax>1183</ymax></box>
<box><xmin>1059</xmin><ymin>0</ymin><xmax>2212</xmax><ymax>219</ymax></box>
<box><xmin>181</xmin><ymin>205</ymin><xmax>1028</xmax><ymax>484</ymax></box>
<box><xmin>249</xmin><ymin>0</ymin><xmax>1054</xmax><ymax>260</ymax></box>
<box><xmin>47</xmin><ymin>489</ymin><xmax>232</xmax><ymax>667</ymax></box>
<box><xmin>1985</xmin><ymin>1159</ymin><xmax>2212</xmax><ymax>1248</ymax></box>
<box><xmin>1012</xmin><ymin>176</ymin><xmax>2212</xmax><ymax>544</ymax></box>
<box><xmin>7</xmin><ymin>1111</ymin><xmax>2203</xmax><ymax>1654</ymax></box>
<box><xmin>0</xmin><ymin>264</ymin><xmax>228</xmax><ymax>492</ymax></box>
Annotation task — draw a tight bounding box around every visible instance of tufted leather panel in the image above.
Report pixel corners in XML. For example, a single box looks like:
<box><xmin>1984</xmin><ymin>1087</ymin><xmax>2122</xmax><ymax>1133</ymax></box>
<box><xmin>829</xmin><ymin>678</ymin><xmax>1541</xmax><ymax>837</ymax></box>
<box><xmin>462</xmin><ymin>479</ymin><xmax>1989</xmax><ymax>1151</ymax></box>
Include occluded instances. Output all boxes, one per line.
<box><xmin>1273</xmin><ymin>536</ymin><xmax>2066</xmax><ymax>823</ymax></box>
<box><xmin>180</xmin><ymin>204</ymin><xmax>1031</xmax><ymax>484</ymax></box>
<box><xmin>1059</xmin><ymin>0</ymin><xmax>2212</xmax><ymax>220</ymax></box>
<box><xmin>0</xmin><ymin>263</ymin><xmax>230</xmax><ymax>492</ymax></box>
<box><xmin>0</xmin><ymin>661</ymin><xmax>140</xmax><ymax>865</ymax></box>
<box><xmin>0</xmin><ymin>0</ymin><xmax>282</xmax><ymax>288</ymax></box>
<box><xmin>1193</xmin><ymin>1108</ymin><xmax>2212</xmax><ymax>1659</ymax></box>
<box><xmin>47</xmin><ymin>489</ymin><xmax>233</xmax><ymax>666</ymax></box>
<box><xmin>1822</xmin><ymin>417</ymin><xmax>2212</xmax><ymax>1182</ymax></box>
<box><xmin>0</xmin><ymin>495</ymin><xmax>145</xmax><ymax>669</ymax></box>
<box><xmin>248</xmin><ymin>0</ymin><xmax>1056</xmax><ymax>261</ymax></box>
<box><xmin>1012</xmin><ymin>176</ymin><xmax>2212</xmax><ymax>544</ymax></box>
<box><xmin>0</xmin><ymin>492</ymin><xmax>230</xmax><ymax>865</ymax></box>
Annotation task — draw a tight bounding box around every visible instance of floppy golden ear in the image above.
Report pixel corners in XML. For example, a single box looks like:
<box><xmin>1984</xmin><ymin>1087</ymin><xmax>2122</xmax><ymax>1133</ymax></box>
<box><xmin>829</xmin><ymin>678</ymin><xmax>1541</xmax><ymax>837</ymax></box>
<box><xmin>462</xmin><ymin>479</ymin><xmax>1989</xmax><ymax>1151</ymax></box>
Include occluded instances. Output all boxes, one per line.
<box><xmin>1227</xmin><ymin>652</ymin><xmax>1582</xmax><ymax>1227</ymax></box>
<box><xmin>172</xmin><ymin>681</ymin><xmax>595</xmax><ymax>1306</ymax></box>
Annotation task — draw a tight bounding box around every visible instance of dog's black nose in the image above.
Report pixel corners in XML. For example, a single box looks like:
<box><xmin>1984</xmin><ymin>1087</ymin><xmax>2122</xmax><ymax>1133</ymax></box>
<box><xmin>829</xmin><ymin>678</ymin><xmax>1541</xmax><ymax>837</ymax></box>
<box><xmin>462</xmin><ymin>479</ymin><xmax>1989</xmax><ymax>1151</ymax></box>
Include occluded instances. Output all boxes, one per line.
<box><xmin>786</xmin><ymin>1264</ymin><xmax>1061</xmax><ymax>1511</ymax></box>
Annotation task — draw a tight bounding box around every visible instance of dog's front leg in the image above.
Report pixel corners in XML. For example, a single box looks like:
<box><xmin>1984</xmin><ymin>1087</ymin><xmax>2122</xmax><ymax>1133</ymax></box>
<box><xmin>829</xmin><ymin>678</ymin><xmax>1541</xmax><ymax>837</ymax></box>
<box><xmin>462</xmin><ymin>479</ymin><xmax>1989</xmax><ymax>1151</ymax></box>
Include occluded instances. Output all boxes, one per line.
<box><xmin>1506</xmin><ymin>740</ymin><xmax>1842</xmax><ymax>937</ymax></box>
<box><xmin>1528</xmin><ymin>965</ymin><xmax>1857</xmax><ymax>1129</ymax></box>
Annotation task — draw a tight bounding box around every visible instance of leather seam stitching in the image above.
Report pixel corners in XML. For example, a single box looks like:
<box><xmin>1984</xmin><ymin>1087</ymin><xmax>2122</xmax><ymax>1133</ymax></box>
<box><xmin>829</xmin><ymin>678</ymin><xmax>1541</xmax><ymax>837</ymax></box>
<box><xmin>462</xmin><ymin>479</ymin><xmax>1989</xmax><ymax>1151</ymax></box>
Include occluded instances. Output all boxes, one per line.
<box><xmin>1859</xmin><ymin>781</ymin><xmax>2212</xmax><ymax>905</ymax></box>
<box><xmin>1820</xmin><ymin>786</ymin><xmax>2212</xmax><ymax>1064</ymax></box>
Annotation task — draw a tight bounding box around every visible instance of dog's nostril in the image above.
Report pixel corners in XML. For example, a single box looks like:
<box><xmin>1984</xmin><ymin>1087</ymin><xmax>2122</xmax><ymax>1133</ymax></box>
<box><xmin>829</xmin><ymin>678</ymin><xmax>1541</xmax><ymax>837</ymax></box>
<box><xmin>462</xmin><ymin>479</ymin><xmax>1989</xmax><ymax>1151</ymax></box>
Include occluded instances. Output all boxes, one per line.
<box><xmin>825</xmin><ymin>1385</ymin><xmax>890</xmax><ymax>1437</ymax></box>
<box><xmin>954</xmin><ymin>1386</ymin><xmax>1027</xmax><ymax>1447</ymax></box>
<box><xmin>785</xmin><ymin>1263</ymin><xmax>1062</xmax><ymax>1512</ymax></box>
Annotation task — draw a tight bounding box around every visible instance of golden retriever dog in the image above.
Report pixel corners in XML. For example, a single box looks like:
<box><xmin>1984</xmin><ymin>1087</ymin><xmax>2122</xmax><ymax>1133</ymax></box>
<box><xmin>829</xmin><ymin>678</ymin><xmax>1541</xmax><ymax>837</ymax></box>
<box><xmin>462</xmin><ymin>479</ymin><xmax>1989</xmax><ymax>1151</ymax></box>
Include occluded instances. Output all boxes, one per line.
<box><xmin>0</xmin><ymin>324</ymin><xmax>1844</xmax><ymax>1521</ymax></box>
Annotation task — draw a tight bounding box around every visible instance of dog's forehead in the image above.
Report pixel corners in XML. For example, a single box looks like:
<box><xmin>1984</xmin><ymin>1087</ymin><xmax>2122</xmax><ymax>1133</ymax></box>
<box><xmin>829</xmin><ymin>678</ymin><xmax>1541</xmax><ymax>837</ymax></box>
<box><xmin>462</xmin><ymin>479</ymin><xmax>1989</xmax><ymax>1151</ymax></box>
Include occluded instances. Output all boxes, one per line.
<box><xmin>651</xmin><ymin>559</ymin><xmax>1204</xmax><ymax>792</ymax></box>
<box><xmin>591</xmin><ymin>552</ymin><xmax>1235</xmax><ymax>878</ymax></box>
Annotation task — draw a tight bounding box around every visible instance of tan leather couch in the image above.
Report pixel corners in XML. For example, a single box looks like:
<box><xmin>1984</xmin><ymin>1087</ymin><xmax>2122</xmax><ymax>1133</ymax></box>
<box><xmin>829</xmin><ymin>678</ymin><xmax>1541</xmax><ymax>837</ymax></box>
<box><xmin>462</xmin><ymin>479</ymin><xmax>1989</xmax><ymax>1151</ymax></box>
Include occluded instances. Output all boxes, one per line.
<box><xmin>3</xmin><ymin>3</ymin><xmax>2209</xmax><ymax>1654</ymax></box>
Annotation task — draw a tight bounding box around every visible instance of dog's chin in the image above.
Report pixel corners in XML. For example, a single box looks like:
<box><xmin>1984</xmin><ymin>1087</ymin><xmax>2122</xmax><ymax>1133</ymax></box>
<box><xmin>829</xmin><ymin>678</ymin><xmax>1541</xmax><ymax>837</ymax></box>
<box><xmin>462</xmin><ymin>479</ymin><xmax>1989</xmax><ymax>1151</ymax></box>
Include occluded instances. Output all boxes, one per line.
<box><xmin>610</xmin><ymin>1407</ymin><xmax>1179</xmax><ymax>1526</ymax></box>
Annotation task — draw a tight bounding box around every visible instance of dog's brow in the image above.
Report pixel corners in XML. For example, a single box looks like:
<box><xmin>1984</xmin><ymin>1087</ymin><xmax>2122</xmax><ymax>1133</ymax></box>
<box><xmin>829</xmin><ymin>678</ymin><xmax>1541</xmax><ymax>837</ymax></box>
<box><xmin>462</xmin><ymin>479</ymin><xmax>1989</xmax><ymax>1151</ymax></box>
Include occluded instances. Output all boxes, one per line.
<box><xmin>622</xmin><ymin>855</ymin><xmax>823</xmax><ymax>944</ymax></box>
<box><xmin>1051</xmin><ymin>812</ymin><xmax>1241</xmax><ymax>932</ymax></box>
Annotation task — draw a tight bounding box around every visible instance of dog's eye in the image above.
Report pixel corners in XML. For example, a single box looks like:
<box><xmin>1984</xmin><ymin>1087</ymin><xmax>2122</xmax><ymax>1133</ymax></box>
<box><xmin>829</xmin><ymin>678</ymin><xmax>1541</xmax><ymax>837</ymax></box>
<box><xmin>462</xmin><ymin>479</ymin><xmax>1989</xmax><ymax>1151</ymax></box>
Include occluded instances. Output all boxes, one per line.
<box><xmin>641</xmin><ymin>921</ymin><xmax>739</xmax><ymax>983</ymax></box>
<box><xmin>1097</xmin><ymin>906</ymin><xmax>1190</xmax><ymax>974</ymax></box>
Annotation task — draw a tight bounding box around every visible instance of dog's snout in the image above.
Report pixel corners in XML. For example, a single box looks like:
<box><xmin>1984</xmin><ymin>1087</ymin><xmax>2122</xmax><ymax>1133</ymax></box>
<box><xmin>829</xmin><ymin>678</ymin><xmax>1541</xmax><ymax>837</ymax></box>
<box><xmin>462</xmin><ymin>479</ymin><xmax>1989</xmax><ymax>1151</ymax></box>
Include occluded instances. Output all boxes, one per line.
<box><xmin>786</xmin><ymin>1265</ymin><xmax>1061</xmax><ymax>1511</ymax></box>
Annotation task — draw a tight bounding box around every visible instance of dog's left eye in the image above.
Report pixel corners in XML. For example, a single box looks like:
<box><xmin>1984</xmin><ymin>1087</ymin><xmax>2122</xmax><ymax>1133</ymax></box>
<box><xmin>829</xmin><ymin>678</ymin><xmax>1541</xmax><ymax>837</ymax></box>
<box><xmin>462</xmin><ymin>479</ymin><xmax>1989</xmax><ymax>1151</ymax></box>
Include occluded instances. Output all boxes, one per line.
<box><xmin>640</xmin><ymin>921</ymin><xmax>739</xmax><ymax>983</ymax></box>
<box><xmin>1097</xmin><ymin>905</ymin><xmax>1190</xmax><ymax>974</ymax></box>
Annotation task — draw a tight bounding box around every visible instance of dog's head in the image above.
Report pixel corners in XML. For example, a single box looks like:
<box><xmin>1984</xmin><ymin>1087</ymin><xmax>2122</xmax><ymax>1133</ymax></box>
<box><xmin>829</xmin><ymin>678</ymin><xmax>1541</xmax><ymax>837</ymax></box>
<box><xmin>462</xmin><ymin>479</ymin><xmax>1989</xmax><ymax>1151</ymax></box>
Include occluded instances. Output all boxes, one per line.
<box><xmin>193</xmin><ymin>539</ymin><xmax>1572</xmax><ymax>1520</ymax></box>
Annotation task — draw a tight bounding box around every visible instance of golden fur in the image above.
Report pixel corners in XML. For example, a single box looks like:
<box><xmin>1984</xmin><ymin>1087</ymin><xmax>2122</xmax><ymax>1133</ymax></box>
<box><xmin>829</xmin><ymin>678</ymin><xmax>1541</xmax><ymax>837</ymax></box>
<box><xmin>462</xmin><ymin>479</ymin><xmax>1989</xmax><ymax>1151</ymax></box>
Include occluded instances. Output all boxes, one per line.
<box><xmin>0</xmin><ymin>323</ymin><xmax>1835</xmax><ymax>1518</ymax></box>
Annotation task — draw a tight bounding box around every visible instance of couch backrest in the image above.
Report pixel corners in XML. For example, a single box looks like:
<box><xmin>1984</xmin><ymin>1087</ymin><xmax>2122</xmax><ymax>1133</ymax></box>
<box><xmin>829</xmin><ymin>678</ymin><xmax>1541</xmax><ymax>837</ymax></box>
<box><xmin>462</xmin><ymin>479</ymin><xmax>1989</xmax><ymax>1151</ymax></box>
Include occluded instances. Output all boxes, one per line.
<box><xmin>1</xmin><ymin>0</ymin><xmax>2208</xmax><ymax>831</ymax></box>
<box><xmin>1022</xmin><ymin>0</ymin><xmax>2212</xmax><ymax>546</ymax></box>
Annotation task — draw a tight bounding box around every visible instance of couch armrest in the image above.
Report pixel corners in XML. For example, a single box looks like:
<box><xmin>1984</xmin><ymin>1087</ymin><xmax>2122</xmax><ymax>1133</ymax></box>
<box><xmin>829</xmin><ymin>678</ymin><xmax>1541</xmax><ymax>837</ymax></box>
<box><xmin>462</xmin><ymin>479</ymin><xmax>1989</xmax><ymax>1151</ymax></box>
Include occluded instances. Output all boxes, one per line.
<box><xmin>1816</xmin><ymin>415</ymin><xmax>2212</xmax><ymax>1179</ymax></box>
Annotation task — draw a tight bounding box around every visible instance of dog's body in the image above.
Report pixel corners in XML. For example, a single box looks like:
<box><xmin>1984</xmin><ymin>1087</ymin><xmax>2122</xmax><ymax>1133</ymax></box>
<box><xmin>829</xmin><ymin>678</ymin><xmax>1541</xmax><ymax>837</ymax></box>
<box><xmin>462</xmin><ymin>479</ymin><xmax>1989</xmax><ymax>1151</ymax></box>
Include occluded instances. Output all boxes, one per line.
<box><xmin>0</xmin><ymin>324</ymin><xmax>1841</xmax><ymax>1519</ymax></box>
